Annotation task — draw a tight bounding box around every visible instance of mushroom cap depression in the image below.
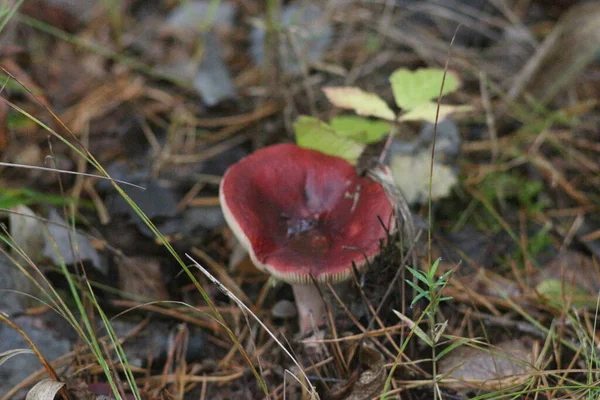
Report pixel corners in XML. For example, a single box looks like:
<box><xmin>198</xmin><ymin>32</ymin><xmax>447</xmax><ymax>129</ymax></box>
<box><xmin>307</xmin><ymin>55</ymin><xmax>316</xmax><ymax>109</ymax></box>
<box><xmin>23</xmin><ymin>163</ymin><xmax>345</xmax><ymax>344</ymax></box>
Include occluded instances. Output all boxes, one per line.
<box><xmin>220</xmin><ymin>144</ymin><xmax>395</xmax><ymax>284</ymax></box>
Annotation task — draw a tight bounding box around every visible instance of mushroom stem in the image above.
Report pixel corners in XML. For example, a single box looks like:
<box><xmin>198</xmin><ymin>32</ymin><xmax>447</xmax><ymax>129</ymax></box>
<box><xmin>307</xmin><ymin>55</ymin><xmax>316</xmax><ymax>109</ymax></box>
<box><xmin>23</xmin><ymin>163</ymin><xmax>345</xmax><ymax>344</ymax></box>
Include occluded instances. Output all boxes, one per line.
<box><xmin>291</xmin><ymin>284</ymin><xmax>326</xmax><ymax>333</ymax></box>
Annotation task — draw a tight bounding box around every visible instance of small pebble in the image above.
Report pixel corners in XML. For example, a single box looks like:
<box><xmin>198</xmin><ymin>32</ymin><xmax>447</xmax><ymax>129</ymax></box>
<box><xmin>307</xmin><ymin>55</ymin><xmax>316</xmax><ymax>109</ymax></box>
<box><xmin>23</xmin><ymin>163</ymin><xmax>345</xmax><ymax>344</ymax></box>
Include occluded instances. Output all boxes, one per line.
<box><xmin>271</xmin><ymin>299</ymin><xmax>297</xmax><ymax>319</ymax></box>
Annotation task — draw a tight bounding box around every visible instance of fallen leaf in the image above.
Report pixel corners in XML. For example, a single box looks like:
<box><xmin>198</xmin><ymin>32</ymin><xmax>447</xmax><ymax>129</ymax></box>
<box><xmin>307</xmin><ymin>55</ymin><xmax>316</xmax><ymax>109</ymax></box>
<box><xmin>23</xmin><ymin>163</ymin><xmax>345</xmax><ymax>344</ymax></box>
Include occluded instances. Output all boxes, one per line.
<box><xmin>323</xmin><ymin>87</ymin><xmax>396</xmax><ymax>121</ymax></box>
<box><xmin>347</xmin><ymin>344</ymin><xmax>386</xmax><ymax>400</ymax></box>
<box><xmin>439</xmin><ymin>339</ymin><xmax>535</xmax><ymax>391</ymax></box>
<box><xmin>536</xmin><ymin>279</ymin><xmax>594</xmax><ymax>309</ymax></box>
<box><xmin>26</xmin><ymin>379</ymin><xmax>65</xmax><ymax>400</ymax></box>
<box><xmin>535</xmin><ymin>251</ymin><xmax>600</xmax><ymax>309</ymax></box>
<box><xmin>163</xmin><ymin>1</ymin><xmax>238</xmax><ymax>106</ymax></box>
<box><xmin>43</xmin><ymin>210</ymin><xmax>105</xmax><ymax>274</ymax></box>
<box><xmin>390</xmin><ymin>150</ymin><xmax>458</xmax><ymax>204</ymax></box>
<box><xmin>389</xmin><ymin>68</ymin><xmax>461</xmax><ymax>110</ymax></box>
<box><xmin>398</xmin><ymin>103</ymin><xmax>472</xmax><ymax>123</ymax></box>
<box><xmin>294</xmin><ymin>115</ymin><xmax>365</xmax><ymax>163</ymax></box>
<box><xmin>329</xmin><ymin>116</ymin><xmax>392</xmax><ymax>144</ymax></box>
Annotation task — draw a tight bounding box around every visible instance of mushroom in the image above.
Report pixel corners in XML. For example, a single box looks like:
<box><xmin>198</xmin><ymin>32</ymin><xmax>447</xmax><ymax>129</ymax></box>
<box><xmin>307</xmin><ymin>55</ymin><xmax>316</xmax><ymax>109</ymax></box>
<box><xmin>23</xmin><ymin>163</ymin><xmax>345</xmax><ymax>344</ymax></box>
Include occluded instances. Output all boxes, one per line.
<box><xmin>219</xmin><ymin>144</ymin><xmax>395</xmax><ymax>333</ymax></box>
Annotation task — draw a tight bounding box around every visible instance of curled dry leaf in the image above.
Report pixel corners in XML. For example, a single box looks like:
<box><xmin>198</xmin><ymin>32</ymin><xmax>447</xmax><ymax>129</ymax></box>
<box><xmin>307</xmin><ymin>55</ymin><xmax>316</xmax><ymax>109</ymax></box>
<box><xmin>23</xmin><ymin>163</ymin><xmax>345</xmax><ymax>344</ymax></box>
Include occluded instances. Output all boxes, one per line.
<box><xmin>0</xmin><ymin>348</ymin><xmax>35</xmax><ymax>367</ymax></box>
<box><xmin>325</xmin><ymin>343</ymin><xmax>386</xmax><ymax>400</ymax></box>
<box><xmin>26</xmin><ymin>379</ymin><xmax>65</xmax><ymax>400</ymax></box>
<box><xmin>323</xmin><ymin>87</ymin><xmax>396</xmax><ymax>121</ymax></box>
<box><xmin>439</xmin><ymin>339</ymin><xmax>535</xmax><ymax>391</ymax></box>
<box><xmin>346</xmin><ymin>344</ymin><xmax>386</xmax><ymax>400</ymax></box>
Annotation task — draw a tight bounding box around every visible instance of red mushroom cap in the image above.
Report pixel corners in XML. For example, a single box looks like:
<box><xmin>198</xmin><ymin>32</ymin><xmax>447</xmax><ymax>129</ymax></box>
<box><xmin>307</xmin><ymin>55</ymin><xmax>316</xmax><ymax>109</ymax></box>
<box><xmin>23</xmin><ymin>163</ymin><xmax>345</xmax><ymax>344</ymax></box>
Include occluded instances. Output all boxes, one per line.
<box><xmin>219</xmin><ymin>143</ymin><xmax>395</xmax><ymax>284</ymax></box>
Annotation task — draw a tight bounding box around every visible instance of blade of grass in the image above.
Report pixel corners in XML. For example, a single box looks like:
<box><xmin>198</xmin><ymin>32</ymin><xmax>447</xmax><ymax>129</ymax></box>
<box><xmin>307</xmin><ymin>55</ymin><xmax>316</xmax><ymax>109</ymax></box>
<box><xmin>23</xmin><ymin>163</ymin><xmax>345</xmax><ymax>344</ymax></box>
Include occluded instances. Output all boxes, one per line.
<box><xmin>0</xmin><ymin>0</ymin><xmax>23</xmax><ymax>34</ymax></box>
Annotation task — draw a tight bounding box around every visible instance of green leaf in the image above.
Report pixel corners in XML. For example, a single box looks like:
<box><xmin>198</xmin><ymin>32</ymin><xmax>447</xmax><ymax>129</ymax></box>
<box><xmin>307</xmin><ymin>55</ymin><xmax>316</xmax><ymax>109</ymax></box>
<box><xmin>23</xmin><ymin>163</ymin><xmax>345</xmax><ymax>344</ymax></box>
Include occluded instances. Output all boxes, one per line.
<box><xmin>406</xmin><ymin>266</ymin><xmax>429</xmax><ymax>286</ymax></box>
<box><xmin>435</xmin><ymin>338</ymin><xmax>473</xmax><ymax>361</ymax></box>
<box><xmin>398</xmin><ymin>102</ymin><xmax>472</xmax><ymax>123</ymax></box>
<box><xmin>430</xmin><ymin>258</ymin><xmax>442</xmax><ymax>274</ymax></box>
<box><xmin>0</xmin><ymin>188</ymin><xmax>91</xmax><ymax>209</ymax></box>
<box><xmin>322</xmin><ymin>87</ymin><xmax>395</xmax><ymax>121</ymax></box>
<box><xmin>405</xmin><ymin>279</ymin><xmax>427</xmax><ymax>297</ymax></box>
<box><xmin>330</xmin><ymin>116</ymin><xmax>392</xmax><ymax>144</ymax></box>
<box><xmin>393</xmin><ymin>310</ymin><xmax>433</xmax><ymax>347</ymax></box>
<box><xmin>536</xmin><ymin>278</ymin><xmax>595</xmax><ymax>309</ymax></box>
<box><xmin>293</xmin><ymin>116</ymin><xmax>365</xmax><ymax>163</ymax></box>
<box><xmin>411</xmin><ymin>292</ymin><xmax>430</xmax><ymax>307</ymax></box>
<box><xmin>389</xmin><ymin>68</ymin><xmax>460</xmax><ymax>110</ymax></box>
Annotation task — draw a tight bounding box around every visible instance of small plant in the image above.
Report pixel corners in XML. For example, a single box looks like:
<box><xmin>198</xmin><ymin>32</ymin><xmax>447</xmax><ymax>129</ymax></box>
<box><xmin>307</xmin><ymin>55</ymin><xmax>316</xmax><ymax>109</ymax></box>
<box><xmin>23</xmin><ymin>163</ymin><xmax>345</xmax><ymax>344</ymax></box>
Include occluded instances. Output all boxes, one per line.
<box><xmin>406</xmin><ymin>258</ymin><xmax>453</xmax><ymax>318</ymax></box>
<box><xmin>402</xmin><ymin>258</ymin><xmax>454</xmax><ymax>358</ymax></box>
<box><xmin>387</xmin><ymin>258</ymin><xmax>455</xmax><ymax>400</ymax></box>
<box><xmin>293</xmin><ymin>67</ymin><xmax>471</xmax><ymax>163</ymax></box>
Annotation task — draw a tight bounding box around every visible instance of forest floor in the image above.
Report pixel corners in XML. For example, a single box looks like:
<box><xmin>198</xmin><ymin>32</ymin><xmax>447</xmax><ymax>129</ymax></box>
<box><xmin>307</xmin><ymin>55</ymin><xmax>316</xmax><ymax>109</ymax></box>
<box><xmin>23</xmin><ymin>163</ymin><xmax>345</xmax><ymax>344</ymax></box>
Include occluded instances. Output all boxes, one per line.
<box><xmin>1</xmin><ymin>0</ymin><xmax>600</xmax><ymax>399</ymax></box>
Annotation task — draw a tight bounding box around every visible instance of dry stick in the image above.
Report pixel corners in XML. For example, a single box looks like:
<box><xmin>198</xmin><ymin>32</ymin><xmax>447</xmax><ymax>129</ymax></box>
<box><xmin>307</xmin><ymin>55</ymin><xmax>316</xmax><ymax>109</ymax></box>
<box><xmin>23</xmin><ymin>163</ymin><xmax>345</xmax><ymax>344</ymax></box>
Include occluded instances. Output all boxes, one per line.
<box><xmin>507</xmin><ymin>23</ymin><xmax>561</xmax><ymax>100</ymax></box>
<box><xmin>186</xmin><ymin>254</ymin><xmax>318</xmax><ymax>398</ymax></box>
<box><xmin>109</xmin><ymin>301</ymin><xmax>221</xmax><ymax>333</ymax></box>
<box><xmin>191</xmin><ymin>247</ymin><xmax>253</xmax><ymax>307</ymax></box>
<box><xmin>303</xmin><ymin>325</ymin><xmax>406</xmax><ymax>345</ymax></box>
<box><xmin>190</xmin><ymin>101</ymin><xmax>281</xmax><ymax>128</ymax></box>
<box><xmin>478</xmin><ymin>71</ymin><xmax>498</xmax><ymax>162</ymax></box>
<box><xmin>270</xmin><ymin>357</ymin><xmax>335</xmax><ymax>399</ymax></box>
<box><xmin>307</xmin><ymin>276</ymin><xmax>348</xmax><ymax>379</ymax></box>
<box><xmin>287</xmin><ymin>29</ymin><xmax>318</xmax><ymax>117</ymax></box>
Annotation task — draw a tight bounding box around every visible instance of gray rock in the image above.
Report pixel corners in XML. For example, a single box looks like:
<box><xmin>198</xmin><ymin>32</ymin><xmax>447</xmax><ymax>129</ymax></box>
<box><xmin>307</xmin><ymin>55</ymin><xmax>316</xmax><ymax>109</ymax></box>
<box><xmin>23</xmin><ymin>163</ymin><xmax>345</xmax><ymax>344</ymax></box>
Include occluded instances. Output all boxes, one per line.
<box><xmin>0</xmin><ymin>316</ymin><xmax>71</xmax><ymax>397</ymax></box>
<box><xmin>250</xmin><ymin>3</ymin><xmax>333</xmax><ymax>74</ymax></box>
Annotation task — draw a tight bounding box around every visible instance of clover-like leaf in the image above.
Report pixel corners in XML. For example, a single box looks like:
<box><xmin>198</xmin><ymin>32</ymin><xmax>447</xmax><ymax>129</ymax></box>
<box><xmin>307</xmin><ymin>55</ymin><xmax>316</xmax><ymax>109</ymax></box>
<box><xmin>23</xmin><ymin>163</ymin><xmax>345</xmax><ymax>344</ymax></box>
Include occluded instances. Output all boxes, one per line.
<box><xmin>293</xmin><ymin>115</ymin><xmax>365</xmax><ymax>163</ymax></box>
<box><xmin>329</xmin><ymin>115</ymin><xmax>392</xmax><ymax>144</ymax></box>
<box><xmin>398</xmin><ymin>102</ymin><xmax>472</xmax><ymax>123</ymax></box>
<box><xmin>390</xmin><ymin>68</ymin><xmax>460</xmax><ymax>110</ymax></box>
<box><xmin>322</xmin><ymin>87</ymin><xmax>395</xmax><ymax>121</ymax></box>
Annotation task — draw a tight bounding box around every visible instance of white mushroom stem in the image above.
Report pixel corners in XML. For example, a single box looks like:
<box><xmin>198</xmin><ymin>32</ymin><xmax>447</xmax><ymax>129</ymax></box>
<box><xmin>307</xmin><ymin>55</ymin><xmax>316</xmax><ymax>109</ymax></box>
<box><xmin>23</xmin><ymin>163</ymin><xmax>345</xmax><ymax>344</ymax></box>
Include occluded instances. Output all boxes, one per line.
<box><xmin>291</xmin><ymin>283</ymin><xmax>327</xmax><ymax>333</ymax></box>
